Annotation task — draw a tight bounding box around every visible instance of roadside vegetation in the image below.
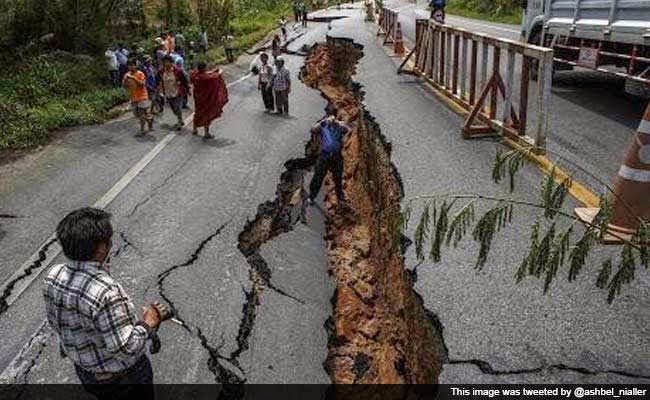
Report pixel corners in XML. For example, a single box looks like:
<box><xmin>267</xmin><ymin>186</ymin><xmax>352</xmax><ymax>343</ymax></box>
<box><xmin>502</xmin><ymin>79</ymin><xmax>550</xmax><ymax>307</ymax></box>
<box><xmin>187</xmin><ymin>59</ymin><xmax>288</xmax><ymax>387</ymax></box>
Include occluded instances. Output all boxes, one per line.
<box><xmin>0</xmin><ymin>0</ymin><xmax>296</xmax><ymax>152</ymax></box>
<box><xmin>446</xmin><ymin>0</ymin><xmax>523</xmax><ymax>25</ymax></box>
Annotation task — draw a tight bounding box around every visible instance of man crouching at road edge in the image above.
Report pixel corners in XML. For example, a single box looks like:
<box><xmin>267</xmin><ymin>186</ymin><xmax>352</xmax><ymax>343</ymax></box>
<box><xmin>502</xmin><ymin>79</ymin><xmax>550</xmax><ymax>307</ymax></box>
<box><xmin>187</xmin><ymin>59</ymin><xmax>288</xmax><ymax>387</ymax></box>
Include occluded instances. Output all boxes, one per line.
<box><xmin>44</xmin><ymin>208</ymin><xmax>167</xmax><ymax>399</ymax></box>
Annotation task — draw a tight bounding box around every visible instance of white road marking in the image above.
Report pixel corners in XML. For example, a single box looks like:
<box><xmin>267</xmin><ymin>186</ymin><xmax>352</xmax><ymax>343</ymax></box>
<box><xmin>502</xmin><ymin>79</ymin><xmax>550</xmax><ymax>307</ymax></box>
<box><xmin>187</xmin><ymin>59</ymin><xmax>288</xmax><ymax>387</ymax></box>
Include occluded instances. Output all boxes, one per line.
<box><xmin>0</xmin><ymin>321</ymin><xmax>49</xmax><ymax>382</ymax></box>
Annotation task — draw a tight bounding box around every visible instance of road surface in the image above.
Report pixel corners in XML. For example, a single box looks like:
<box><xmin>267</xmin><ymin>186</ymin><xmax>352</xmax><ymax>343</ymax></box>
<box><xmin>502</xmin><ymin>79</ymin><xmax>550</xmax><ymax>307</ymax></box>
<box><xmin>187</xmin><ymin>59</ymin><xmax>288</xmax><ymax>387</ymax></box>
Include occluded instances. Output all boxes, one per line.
<box><xmin>0</xmin><ymin>3</ymin><xmax>648</xmax><ymax>387</ymax></box>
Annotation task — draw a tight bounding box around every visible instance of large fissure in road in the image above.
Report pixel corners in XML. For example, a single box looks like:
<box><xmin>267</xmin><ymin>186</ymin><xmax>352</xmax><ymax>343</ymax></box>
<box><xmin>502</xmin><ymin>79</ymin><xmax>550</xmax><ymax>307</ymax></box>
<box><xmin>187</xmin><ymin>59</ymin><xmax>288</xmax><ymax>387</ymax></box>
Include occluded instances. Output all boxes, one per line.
<box><xmin>301</xmin><ymin>36</ymin><xmax>443</xmax><ymax>384</ymax></box>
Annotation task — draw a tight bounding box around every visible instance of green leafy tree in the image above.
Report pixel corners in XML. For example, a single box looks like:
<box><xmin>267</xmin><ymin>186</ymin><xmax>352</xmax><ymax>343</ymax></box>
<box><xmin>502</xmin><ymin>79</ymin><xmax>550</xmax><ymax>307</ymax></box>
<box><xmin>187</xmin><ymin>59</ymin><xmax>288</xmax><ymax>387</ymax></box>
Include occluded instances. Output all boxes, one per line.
<box><xmin>196</xmin><ymin>0</ymin><xmax>234</xmax><ymax>42</ymax></box>
<box><xmin>7</xmin><ymin>0</ymin><xmax>146</xmax><ymax>55</ymax></box>
<box><xmin>404</xmin><ymin>146</ymin><xmax>648</xmax><ymax>304</ymax></box>
<box><xmin>156</xmin><ymin>0</ymin><xmax>195</xmax><ymax>30</ymax></box>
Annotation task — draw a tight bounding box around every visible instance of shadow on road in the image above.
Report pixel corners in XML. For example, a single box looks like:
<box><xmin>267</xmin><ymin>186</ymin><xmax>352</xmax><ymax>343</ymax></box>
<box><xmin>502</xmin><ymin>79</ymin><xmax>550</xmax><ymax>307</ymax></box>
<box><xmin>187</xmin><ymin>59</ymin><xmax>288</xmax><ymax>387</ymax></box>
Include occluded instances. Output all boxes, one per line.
<box><xmin>552</xmin><ymin>72</ymin><xmax>647</xmax><ymax>130</ymax></box>
<box><xmin>201</xmin><ymin>138</ymin><xmax>236</xmax><ymax>148</ymax></box>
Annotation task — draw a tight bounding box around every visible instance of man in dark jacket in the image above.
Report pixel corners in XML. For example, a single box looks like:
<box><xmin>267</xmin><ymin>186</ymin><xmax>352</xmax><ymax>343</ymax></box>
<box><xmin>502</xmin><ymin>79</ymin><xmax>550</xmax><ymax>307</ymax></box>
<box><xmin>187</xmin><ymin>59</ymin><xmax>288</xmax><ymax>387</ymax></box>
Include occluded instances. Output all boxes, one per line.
<box><xmin>308</xmin><ymin>105</ymin><xmax>350</xmax><ymax>206</ymax></box>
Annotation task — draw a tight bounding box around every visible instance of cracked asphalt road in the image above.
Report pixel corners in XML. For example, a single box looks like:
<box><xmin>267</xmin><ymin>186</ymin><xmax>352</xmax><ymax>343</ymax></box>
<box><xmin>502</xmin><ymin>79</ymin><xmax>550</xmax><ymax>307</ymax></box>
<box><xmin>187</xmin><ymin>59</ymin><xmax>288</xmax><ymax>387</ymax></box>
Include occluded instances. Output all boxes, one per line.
<box><xmin>0</xmin><ymin>3</ymin><xmax>648</xmax><ymax>385</ymax></box>
<box><xmin>0</xmin><ymin>22</ymin><xmax>334</xmax><ymax>384</ymax></box>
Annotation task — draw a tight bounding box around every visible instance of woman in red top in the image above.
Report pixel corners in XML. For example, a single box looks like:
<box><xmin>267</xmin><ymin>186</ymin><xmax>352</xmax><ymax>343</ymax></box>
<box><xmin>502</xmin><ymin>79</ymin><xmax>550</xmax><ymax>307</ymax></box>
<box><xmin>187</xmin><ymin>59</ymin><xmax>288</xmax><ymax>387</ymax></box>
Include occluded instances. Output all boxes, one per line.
<box><xmin>190</xmin><ymin>62</ymin><xmax>229</xmax><ymax>139</ymax></box>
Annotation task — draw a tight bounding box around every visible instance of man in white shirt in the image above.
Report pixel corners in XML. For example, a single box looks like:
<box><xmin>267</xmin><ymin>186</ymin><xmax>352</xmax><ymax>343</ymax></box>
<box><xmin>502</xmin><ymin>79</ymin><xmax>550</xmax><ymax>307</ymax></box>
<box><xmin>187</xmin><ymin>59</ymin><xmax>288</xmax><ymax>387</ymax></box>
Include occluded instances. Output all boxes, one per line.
<box><xmin>257</xmin><ymin>53</ymin><xmax>275</xmax><ymax>113</ymax></box>
<box><xmin>104</xmin><ymin>47</ymin><xmax>119</xmax><ymax>86</ymax></box>
<box><xmin>272</xmin><ymin>57</ymin><xmax>291</xmax><ymax>116</ymax></box>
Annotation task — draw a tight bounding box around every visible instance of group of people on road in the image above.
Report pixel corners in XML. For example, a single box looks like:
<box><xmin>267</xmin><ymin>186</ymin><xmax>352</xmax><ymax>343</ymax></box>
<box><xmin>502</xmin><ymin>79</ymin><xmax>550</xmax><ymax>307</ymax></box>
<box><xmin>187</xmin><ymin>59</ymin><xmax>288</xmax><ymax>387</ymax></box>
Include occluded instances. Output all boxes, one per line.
<box><xmin>257</xmin><ymin>52</ymin><xmax>292</xmax><ymax>116</ymax></box>
<box><xmin>120</xmin><ymin>30</ymin><xmax>228</xmax><ymax>138</ymax></box>
<box><xmin>293</xmin><ymin>1</ymin><xmax>310</xmax><ymax>27</ymax></box>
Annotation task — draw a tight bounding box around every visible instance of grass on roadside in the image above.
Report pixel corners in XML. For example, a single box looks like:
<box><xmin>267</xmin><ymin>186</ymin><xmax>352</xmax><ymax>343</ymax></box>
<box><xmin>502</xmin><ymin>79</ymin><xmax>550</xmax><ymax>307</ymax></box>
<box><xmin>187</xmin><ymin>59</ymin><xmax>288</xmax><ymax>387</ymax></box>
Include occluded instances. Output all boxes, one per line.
<box><xmin>199</xmin><ymin>5</ymin><xmax>292</xmax><ymax>65</ymax></box>
<box><xmin>446</xmin><ymin>0</ymin><xmax>523</xmax><ymax>25</ymax></box>
<box><xmin>1</xmin><ymin>52</ymin><xmax>126</xmax><ymax>151</ymax></box>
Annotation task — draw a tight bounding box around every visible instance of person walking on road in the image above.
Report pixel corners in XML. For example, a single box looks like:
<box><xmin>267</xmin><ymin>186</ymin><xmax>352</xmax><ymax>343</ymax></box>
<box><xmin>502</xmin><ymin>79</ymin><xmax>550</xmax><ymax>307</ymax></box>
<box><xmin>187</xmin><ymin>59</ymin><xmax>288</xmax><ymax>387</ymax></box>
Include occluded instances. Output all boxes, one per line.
<box><xmin>171</xmin><ymin>51</ymin><xmax>191</xmax><ymax>109</ymax></box>
<box><xmin>224</xmin><ymin>34</ymin><xmax>236</xmax><ymax>63</ymax></box>
<box><xmin>293</xmin><ymin>1</ymin><xmax>301</xmax><ymax>23</ymax></box>
<box><xmin>116</xmin><ymin>45</ymin><xmax>129</xmax><ymax>80</ymax></box>
<box><xmin>258</xmin><ymin>53</ymin><xmax>275</xmax><ymax>113</ymax></box>
<box><xmin>301</xmin><ymin>2</ymin><xmax>309</xmax><ymax>27</ymax></box>
<box><xmin>200</xmin><ymin>28</ymin><xmax>209</xmax><ymax>53</ymax></box>
<box><xmin>308</xmin><ymin>106</ymin><xmax>350</xmax><ymax>207</ymax></box>
<box><xmin>271</xmin><ymin>34</ymin><xmax>282</xmax><ymax>59</ymax></box>
<box><xmin>175</xmin><ymin>31</ymin><xmax>186</xmax><ymax>58</ymax></box>
<box><xmin>273</xmin><ymin>57</ymin><xmax>291</xmax><ymax>116</ymax></box>
<box><xmin>138</xmin><ymin>55</ymin><xmax>161</xmax><ymax>115</ymax></box>
<box><xmin>190</xmin><ymin>62</ymin><xmax>229</xmax><ymax>139</ymax></box>
<box><xmin>165</xmin><ymin>31</ymin><xmax>176</xmax><ymax>54</ymax></box>
<box><xmin>279</xmin><ymin>17</ymin><xmax>288</xmax><ymax>41</ymax></box>
<box><xmin>44</xmin><ymin>208</ymin><xmax>170</xmax><ymax>400</ymax></box>
<box><xmin>123</xmin><ymin>59</ymin><xmax>154</xmax><ymax>135</ymax></box>
<box><xmin>104</xmin><ymin>47</ymin><xmax>119</xmax><ymax>86</ymax></box>
<box><xmin>154</xmin><ymin>38</ymin><xmax>166</xmax><ymax>66</ymax></box>
<box><xmin>157</xmin><ymin>55</ymin><xmax>189</xmax><ymax>130</ymax></box>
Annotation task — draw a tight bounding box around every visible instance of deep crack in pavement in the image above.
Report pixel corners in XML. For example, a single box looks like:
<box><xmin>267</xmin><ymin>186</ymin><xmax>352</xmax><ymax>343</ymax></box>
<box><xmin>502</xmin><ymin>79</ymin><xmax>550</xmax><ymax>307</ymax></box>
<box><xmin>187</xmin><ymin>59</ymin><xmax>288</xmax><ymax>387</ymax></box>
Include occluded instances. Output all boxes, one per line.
<box><xmin>128</xmin><ymin>150</ymin><xmax>200</xmax><ymax>218</ymax></box>
<box><xmin>113</xmin><ymin>231</ymin><xmax>143</xmax><ymax>258</ymax></box>
<box><xmin>155</xmin><ymin>221</ymin><xmax>248</xmax><ymax>385</ymax></box>
<box><xmin>428</xmin><ymin>287</ymin><xmax>650</xmax><ymax>381</ymax></box>
<box><xmin>232</xmin><ymin>154</ymin><xmax>315</xmax><ymax>372</ymax></box>
<box><xmin>0</xmin><ymin>238</ymin><xmax>58</xmax><ymax>318</ymax></box>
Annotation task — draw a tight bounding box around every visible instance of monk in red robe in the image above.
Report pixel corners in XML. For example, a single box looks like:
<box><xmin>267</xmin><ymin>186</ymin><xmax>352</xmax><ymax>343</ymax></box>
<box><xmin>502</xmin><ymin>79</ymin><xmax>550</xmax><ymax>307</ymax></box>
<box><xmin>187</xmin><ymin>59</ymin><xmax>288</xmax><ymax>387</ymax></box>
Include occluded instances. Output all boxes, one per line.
<box><xmin>191</xmin><ymin>62</ymin><xmax>229</xmax><ymax>139</ymax></box>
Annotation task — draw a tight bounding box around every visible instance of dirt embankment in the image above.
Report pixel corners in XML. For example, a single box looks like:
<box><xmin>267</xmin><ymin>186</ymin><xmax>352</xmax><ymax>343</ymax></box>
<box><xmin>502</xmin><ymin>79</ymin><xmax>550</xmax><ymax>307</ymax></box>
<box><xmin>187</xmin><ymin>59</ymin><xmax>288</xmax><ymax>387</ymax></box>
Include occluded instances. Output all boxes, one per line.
<box><xmin>301</xmin><ymin>36</ymin><xmax>443</xmax><ymax>384</ymax></box>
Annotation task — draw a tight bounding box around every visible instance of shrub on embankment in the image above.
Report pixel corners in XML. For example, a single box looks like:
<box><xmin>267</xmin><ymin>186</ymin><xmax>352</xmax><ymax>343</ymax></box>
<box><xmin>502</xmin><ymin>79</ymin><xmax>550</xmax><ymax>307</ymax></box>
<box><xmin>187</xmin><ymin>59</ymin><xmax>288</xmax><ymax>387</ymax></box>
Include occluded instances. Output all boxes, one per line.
<box><xmin>446</xmin><ymin>0</ymin><xmax>523</xmax><ymax>25</ymax></box>
<box><xmin>1</xmin><ymin>52</ymin><xmax>126</xmax><ymax>151</ymax></box>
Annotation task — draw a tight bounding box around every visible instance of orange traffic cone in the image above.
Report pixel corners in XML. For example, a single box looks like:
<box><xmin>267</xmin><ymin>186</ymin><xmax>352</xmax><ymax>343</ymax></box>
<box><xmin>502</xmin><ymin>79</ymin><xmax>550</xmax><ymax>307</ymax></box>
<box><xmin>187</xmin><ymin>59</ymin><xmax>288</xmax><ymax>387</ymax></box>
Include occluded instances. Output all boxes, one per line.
<box><xmin>575</xmin><ymin>102</ymin><xmax>650</xmax><ymax>243</ymax></box>
<box><xmin>394</xmin><ymin>22</ymin><xmax>405</xmax><ymax>56</ymax></box>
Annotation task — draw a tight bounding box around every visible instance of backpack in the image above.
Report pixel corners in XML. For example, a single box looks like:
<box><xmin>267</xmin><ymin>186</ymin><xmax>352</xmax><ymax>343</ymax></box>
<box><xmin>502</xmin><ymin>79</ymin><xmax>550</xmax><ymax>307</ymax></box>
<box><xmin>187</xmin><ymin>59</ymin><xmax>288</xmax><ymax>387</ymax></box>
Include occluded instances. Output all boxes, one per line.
<box><xmin>320</xmin><ymin>122</ymin><xmax>342</xmax><ymax>154</ymax></box>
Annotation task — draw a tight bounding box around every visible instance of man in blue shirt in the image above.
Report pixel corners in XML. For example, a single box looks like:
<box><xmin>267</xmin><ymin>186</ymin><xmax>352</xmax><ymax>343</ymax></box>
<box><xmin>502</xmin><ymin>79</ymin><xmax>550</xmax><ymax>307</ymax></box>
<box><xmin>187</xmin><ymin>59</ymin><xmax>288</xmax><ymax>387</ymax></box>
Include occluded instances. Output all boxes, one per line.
<box><xmin>430</xmin><ymin>0</ymin><xmax>446</xmax><ymax>22</ymax></box>
<box><xmin>308</xmin><ymin>105</ymin><xmax>350</xmax><ymax>206</ymax></box>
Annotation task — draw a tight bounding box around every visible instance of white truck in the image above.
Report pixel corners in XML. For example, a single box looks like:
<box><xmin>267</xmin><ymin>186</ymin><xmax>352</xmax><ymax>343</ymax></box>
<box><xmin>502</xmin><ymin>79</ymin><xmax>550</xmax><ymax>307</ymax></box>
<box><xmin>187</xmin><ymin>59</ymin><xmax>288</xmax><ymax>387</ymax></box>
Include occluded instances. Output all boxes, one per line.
<box><xmin>520</xmin><ymin>0</ymin><xmax>650</xmax><ymax>88</ymax></box>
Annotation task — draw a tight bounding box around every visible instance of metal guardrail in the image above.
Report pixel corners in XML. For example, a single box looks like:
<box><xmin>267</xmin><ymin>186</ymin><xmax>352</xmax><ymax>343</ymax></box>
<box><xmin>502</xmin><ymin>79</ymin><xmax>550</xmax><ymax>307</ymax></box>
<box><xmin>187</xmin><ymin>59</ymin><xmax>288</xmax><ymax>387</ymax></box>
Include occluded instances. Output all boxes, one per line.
<box><xmin>409</xmin><ymin>19</ymin><xmax>554</xmax><ymax>153</ymax></box>
<box><xmin>377</xmin><ymin>7</ymin><xmax>399</xmax><ymax>45</ymax></box>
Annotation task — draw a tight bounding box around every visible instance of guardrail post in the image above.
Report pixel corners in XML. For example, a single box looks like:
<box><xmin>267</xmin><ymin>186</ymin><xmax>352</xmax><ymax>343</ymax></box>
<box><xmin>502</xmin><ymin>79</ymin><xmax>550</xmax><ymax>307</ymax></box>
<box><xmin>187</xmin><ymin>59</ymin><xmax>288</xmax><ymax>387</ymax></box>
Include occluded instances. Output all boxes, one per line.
<box><xmin>445</xmin><ymin>31</ymin><xmax>453</xmax><ymax>89</ymax></box>
<box><xmin>470</xmin><ymin>40</ymin><xmax>478</xmax><ymax>105</ymax></box>
<box><xmin>439</xmin><ymin>29</ymin><xmax>446</xmax><ymax>84</ymax></box>
<box><xmin>480</xmin><ymin>42</ymin><xmax>489</xmax><ymax>109</ymax></box>
<box><xmin>535</xmin><ymin>50</ymin><xmax>553</xmax><ymax>152</ymax></box>
<box><xmin>452</xmin><ymin>34</ymin><xmax>459</xmax><ymax>95</ymax></box>
<box><xmin>460</xmin><ymin>35</ymin><xmax>468</xmax><ymax>101</ymax></box>
<box><xmin>519</xmin><ymin>56</ymin><xmax>530</xmax><ymax>137</ymax></box>
<box><xmin>501</xmin><ymin>47</ymin><xmax>516</xmax><ymax>131</ymax></box>
<box><xmin>490</xmin><ymin>47</ymin><xmax>500</xmax><ymax>120</ymax></box>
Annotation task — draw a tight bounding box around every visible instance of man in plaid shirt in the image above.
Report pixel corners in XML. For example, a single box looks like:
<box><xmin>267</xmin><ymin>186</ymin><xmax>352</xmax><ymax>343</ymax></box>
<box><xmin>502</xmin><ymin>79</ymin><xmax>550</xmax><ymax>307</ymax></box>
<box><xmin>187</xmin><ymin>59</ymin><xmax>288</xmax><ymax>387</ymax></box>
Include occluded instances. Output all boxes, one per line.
<box><xmin>273</xmin><ymin>56</ymin><xmax>291</xmax><ymax>116</ymax></box>
<box><xmin>44</xmin><ymin>208</ymin><xmax>165</xmax><ymax>398</ymax></box>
